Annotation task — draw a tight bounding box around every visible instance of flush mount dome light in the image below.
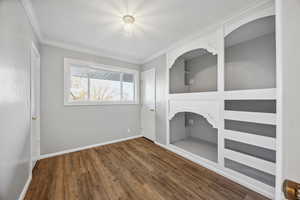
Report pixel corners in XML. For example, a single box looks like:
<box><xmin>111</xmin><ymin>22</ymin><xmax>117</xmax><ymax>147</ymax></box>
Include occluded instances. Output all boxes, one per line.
<box><xmin>122</xmin><ymin>15</ymin><xmax>135</xmax><ymax>35</ymax></box>
<box><xmin>123</xmin><ymin>15</ymin><xmax>135</xmax><ymax>24</ymax></box>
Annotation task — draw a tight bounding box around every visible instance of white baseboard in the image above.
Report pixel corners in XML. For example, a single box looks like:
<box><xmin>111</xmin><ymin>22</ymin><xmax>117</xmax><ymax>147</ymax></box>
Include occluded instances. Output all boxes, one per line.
<box><xmin>18</xmin><ymin>175</ymin><xmax>32</xmax><ymax>200</ymax></box>
<box><xmin>154</xmin><ymin>142</ymin><xmax>274</xmax><ymax>199</ymax></box>
<box><xmin>39</xmin><ymin>135</ymin><xmax>143</xmax><ymax>160</ymax></box>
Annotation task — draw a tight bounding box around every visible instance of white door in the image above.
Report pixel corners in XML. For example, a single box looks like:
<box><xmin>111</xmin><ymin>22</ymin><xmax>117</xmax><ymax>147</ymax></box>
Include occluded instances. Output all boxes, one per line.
<box><xmin>30</xmin><ymin>43</ymin><xmax>40</xmax><ymax>170</ymax></box>
<box><xmin>276</xmin><ymin>0</ymin><xmax>300</xmax><ymax>199</ymax></box>
<box><xmin>141</xmin><ymin>68</ymin><xmax>156</xmax><ymax>141</ymax></box>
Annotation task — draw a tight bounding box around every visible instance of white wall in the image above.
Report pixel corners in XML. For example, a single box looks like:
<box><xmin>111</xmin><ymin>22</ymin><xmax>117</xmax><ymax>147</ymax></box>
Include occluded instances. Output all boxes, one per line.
<box><xmin>40</xmin><ymin>44</ymin><xmax>141</xmax><ymax>155</ymax></box>
<box><xmin>142</xmin><ymin>55</ymin><xmax>167</xmax><ymax>144</ymax></box>
<box><xmin>0</xmin><ymin>0</ymin><xmax>39</xmax><ymax>199</ymax></box>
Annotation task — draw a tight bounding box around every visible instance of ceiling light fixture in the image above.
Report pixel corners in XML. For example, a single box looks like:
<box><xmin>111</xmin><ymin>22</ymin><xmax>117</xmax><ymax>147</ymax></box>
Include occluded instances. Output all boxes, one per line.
<box><xmin>122</xmin><ymin>15</ymin><xmax>135</xmax><ymax>35</ymax></box>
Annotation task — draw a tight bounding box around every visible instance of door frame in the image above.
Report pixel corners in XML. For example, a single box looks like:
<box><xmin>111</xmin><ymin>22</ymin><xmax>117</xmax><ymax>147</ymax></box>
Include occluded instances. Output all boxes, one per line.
<box><xmin>30</xmin><ymin>42</ymin><xmax>40</xmax><ymax>173</ymax></box>
<box><xmin>275</xmin><ymin>0</ymin><xmax>283</xmax><ymax>199</ymax></box>
<box><xmin>141</xmin><ymin>68</ymin><xmax>156</xmax><ymax>141</ymax></box>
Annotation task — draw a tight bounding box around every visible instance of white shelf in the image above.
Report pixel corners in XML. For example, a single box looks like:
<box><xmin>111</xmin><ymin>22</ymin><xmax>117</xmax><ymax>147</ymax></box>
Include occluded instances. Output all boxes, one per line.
<box><xmin>171</xmin><ymin>137</ymin><xmax>218</xmax><ymax>163</ymax></box>
<box><xmin>224</xmin><ymin>149</ymin><xmax>276</xmax><ymax>175</ymax></box>
<box><xmin>224</xmin><ymin>167</ymin><xmax>275</xmax><ymax>198</ymax></box>
<box><xmin>224</xmin><ymin>129</ymin><xmax>276</xmax><ymax>150</ymax></box>
<box><xmin>224</xmin><ymin>88</ymin><xmax>276</xmax><ymax>100</ymax></box>
<box><xmin>224</xmin><ymin>110</ymin><xmax>276</xmax><ymax>125</ymax></box>
<box><xmin>169</xmin><ymin>91</ymin><xmax>220</xmax><ymax>100</ymax></box>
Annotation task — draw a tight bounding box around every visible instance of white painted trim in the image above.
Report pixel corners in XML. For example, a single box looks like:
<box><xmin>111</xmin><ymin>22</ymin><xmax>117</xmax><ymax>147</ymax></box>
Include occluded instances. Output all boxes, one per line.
<box><xmin>43</xmin><ymin>39</ymin><xmax>142</xmax><ymax>65</ymax></box>
<box><xmin>166</xmin><ymin>30</ymin><xmax>220</xmax><ymax>70</ymax></box>
<box><xmin>224</xmin><ymin>88</ymin><xmax>276</xmax><ymax>100</ymax></box>
<box><xmin>18</xmin><ymin>175</ymin><xmax>32</xmax><ymax>200</ymax></box>
<box><xmin>217</xmin><ymin>27</ymin><xmax>225</xmax><ymax>168</ymax></box>
<box><xmin>224</xmin><ymin>111</ymin><xmax>276</xmax><ymax>125</ymax></box>
<box><xmin>154</xmin><ymin>142</ymin><xmax>274</xmax><ymax>199</ymax></box>
<box><xmin>224</xmin><ymin>149</ymin><xmax>276</xmax><ymax>175</ymax></box>
<box><xmin>169</xmin><ymin>91</ymin><xmax>220</xmax><ymax>100</ymax></box>
<box><xmin>165</xmin><ymin>56</ymin><xmax>170</xmax><ymax>145</ymax></box>
<box><xmin>168</xmin><ymin>100</ymin><xmax>220</xmax><ymax>129</ymax></box>
<box><xmin>39</xmin><ymin>135</ymin><xmax>143</xmax><ymax>160</ymax></box>
<box><xmin>20</xmin><ymin>0</ymin><xmax>43</xmax><ymax>41</ymax></box>
<box><xmin>274</xmin><ymin>0</ymin><xmax>283</xmax><ymax>199</ymax></box>
<box><xmin>64</xmin><ymin>58</ymin><xmax>140</xmax><ymax>106</ymax></box>
<box><xmin>29</xmin><ymin>41</ymin><xmax>40</xmax><ymax>175</ymax></box>
<box><xmin>224</xmin><ymin>129</ymin><xmax>276</xmax><ymax>150</ymax></box>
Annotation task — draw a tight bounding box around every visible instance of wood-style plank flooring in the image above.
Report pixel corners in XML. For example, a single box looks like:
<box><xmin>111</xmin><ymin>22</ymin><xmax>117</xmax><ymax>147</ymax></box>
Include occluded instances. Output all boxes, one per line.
<box><xmin>25</xmin><ymin>137</ymin><xmax>270</xmax><ymax>200</ymax></box>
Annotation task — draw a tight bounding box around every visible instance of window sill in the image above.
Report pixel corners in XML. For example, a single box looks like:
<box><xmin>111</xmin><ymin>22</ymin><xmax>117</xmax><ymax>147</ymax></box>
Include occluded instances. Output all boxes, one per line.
<box><xmin>64</xmin><ymin>101</ymin><xmax>140</xmax><ymax>106</ymax></box>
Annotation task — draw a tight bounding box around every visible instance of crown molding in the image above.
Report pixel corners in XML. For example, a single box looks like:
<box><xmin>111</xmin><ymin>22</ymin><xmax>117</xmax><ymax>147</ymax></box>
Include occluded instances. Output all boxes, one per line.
<box><xmin>141</xmin><ymin>0</ymin><xmax>274</xmax><ymax>64</ymax></box>
<box><xmin>20</xmin><ymin>0</ymin><xmax>43</xmax><ymax>41</ymax></box>
<box><xmin>19</xmin><ymin>0</ymin><xmax>142</xmax><ymax>65</ymax></box>
<box><xmin>42</xmin><ymin>38</ymin><xmax>142</xmax><ymax>65</ymax></box>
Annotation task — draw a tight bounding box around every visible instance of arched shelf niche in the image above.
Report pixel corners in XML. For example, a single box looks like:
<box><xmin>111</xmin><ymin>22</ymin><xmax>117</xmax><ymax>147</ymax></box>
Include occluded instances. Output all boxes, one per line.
<box><xmin>224</xmin><ymin>15</ymin><xmax>276</xmax><ymax>91</ymax></box>
<box><xmin>169</xmin><ymin>47</ymin><xmax>218</xmax><ymax>94</ymax></box>
<box><xmin>169</xmin><ymin>111</ymin><xmax>217</xmax><ymax>129</ymax></box>
<box><xmin>224</xmin><ymin>2</ymin><xmax>275</xmax><ymax>37</ymax></box>
<box><xmin>167</xmin><ymin>46</ymin><xmax>218</xmax><ymax>70</ymax></box>
<box><xmin>169</xmin><ymin>111</ymin><xmax>218</xmax><ymax>163</ymax></box>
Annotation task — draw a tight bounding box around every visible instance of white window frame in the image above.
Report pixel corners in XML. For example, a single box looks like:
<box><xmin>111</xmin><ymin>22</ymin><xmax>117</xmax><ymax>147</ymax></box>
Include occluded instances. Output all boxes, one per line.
<box><xmin>64</xmin><ymin>58</ymin><xmax>139</xmax><ymax>106</ymax></box>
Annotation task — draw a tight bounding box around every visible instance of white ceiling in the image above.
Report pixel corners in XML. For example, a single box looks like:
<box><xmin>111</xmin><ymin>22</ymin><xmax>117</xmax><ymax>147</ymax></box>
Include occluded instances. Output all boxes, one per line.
<box><xmin>30</xmin><ymin>0</ymin><xmax>261</xmax><ymax>63</ymax></box>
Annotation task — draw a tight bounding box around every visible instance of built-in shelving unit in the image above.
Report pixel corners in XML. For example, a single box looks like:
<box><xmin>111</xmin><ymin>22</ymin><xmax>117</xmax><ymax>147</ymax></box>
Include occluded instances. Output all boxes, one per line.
<box><xmin>223</xmin><ymin>14</ymin><xmax>277</xmax><ymax>194</ymax></box>
<box><xmin>165</xmin><ymin>2</ymin><xmax>277</xmax><ymax>198</ymax></box>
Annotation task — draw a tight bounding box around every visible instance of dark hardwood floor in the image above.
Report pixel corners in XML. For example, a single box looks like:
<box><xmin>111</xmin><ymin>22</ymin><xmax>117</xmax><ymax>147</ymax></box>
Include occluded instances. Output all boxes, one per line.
<box><xmin>25</xmin><ymin>137</ymin><xmax>269</xmax><ymax>200</ymax></box>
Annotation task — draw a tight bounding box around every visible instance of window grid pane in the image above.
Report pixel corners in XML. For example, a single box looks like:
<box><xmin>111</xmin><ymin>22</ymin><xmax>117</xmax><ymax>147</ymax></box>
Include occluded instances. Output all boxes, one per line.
<box><xmin>89</xmin><ymin>68</ymin><xmax>121</xmax><ymax>102</ymax></box>
<box><xmin>70</xmin><ymin>66</ymin><xmax>89</xmax><ymax>101</ymax></box>
<box><xmin>122</xmin><ymin>73</ymin><xmax>135</xmax><ymax>101</ymax></box>
<box><xmin>68</xmin><ymin>64</ymin><xmax>136</xmax><ymax>103</ymax></box>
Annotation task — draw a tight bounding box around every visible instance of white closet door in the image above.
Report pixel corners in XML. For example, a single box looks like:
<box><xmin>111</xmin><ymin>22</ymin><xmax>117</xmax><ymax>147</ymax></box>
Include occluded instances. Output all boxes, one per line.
<box><xmin>141</xmin><ymin>68</ymin><xmax>156</xmax><ymax>141</ymax></box>
<box><xmin>30</xmin><ymin>43</ymin><xmax>40</xmax><ymax>170</ymax></box>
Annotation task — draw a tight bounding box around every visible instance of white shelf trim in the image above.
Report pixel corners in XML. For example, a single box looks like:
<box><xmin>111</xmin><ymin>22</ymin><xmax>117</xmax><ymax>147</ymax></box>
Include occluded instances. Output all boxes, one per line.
<box><xmin>224</xmin><ymin>149</ymin><xmax>276</xmax><ymax>175</ymax></box>
<box><xmin>168</xmin><ymin>100</ymin><xmax>220</xmax><ymax>129</ymax></box>
<box><xmin>224</xmin><ymin>129</ymin><xmax>276</xmax><ymax>150</ymax></box>
<box><xmin>169</xmin><ymin>91</ymin><xmax>220</xmax><ymax>100</ymax></box>
<box><xmin>224</xmin><ymin>111</ymin><xmax>276</xmax><ymax>125</ymax></box>
<box><xmin>224</xmin><ymin>167</ymin><xmax>275</xmax><ymax>197</ymax></box>
<box><xmin>224</xmin><ymin>88</ymin><xmax>276</xmax><ymax>100</ymax></box>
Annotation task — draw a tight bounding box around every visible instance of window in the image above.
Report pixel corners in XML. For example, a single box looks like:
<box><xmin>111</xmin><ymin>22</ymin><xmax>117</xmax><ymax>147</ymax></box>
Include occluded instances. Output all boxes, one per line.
<box><xmin>64</xmin><ymin>58</ymin><xmax>139</xmax><ymax>105</ymax></box>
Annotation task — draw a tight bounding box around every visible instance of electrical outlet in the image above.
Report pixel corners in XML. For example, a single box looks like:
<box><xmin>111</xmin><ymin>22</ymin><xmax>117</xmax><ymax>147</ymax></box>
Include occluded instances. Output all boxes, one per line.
<box><xmin>189</xmin><ymin>79</ymin><xmax>194</xmax><ymax>85</ymax></box>
<box><xmin>188</xmin><ymin>119</ymin><xmax>194</xmax><ymax>125</ymax></box>
<box><xmin>127</xmin><ymin>128</ymin><xmax>131</xmax><ymax>133</ymax></box>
